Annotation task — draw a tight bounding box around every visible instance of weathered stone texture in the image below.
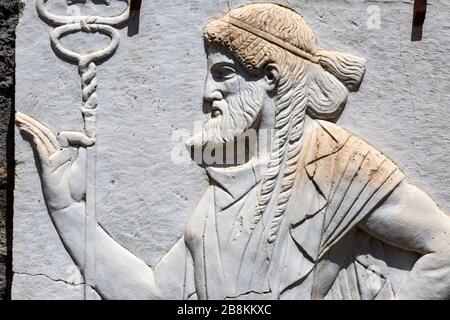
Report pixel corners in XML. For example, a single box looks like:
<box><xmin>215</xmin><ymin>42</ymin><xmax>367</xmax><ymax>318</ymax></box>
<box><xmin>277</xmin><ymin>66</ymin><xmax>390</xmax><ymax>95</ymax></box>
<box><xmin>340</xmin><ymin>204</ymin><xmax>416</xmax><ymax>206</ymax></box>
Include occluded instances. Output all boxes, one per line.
<box><xmin>12</xmin><ymin>0</ymin><xmax>450</xmax><ymax>299</ymax></box>
<box><xmin>0</xmin><ymin>0</ymin><xmax>18</xmax><ymax>300</ymax></box>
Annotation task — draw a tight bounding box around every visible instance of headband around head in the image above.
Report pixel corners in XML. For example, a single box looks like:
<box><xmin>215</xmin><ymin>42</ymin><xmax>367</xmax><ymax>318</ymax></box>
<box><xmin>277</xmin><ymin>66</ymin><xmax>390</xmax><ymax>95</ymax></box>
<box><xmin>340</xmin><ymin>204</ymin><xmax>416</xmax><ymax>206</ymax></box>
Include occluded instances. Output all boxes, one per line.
<box><xmin>221</xmin><ymin>16</ymin><xmax>320</xmax><ymax>65</ymax></box>
<box><xmin>203</xmin><ymin>4</ymin><xmax>366</xmax><ymax>92</ymax></box>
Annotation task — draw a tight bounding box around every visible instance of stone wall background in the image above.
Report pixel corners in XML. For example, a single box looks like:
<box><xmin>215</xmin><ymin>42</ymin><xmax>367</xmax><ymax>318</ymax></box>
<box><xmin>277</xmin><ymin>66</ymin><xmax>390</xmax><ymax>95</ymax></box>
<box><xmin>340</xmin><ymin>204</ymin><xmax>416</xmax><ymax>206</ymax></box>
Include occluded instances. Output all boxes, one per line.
<box><xmin>11</xmin><ymin>0</ymin><xmax>450</xmax><ymax>299</ymax></box>
<box><xmin>0</xmin><ymin>0</ymin><xmax>18</xmax><ymax>300</ymax></box>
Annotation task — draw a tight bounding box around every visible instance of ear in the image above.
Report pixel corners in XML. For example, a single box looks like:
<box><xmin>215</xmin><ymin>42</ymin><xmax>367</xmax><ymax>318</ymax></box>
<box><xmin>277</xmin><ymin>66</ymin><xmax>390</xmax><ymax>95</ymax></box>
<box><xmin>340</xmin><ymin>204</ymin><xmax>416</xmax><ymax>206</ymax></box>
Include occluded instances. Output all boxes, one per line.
<box><xmin>262</xmin><ymin>63</ymin><xmax>280</xmax><ymax>92</ymax></box>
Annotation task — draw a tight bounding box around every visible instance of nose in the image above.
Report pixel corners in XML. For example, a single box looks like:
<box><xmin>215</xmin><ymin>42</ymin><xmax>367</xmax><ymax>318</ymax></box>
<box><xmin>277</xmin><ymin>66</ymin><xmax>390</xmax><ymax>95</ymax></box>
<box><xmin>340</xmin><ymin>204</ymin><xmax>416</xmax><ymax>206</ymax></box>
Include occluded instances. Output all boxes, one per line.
<box><xmin>203</xmin><ymin>72</ymin><xmax>223</xmax><ymax>103</ymax></box>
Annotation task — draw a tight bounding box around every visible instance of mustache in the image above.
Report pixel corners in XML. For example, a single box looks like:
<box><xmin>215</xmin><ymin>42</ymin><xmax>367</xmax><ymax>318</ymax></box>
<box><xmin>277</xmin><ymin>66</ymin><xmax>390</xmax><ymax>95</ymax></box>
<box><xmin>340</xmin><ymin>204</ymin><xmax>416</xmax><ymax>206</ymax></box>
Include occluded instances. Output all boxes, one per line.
<box><xmin>186</xmin><ymin>83</ymin><xmax>264</xmax><ymax>149</ymax></box>
<box><xmin>185</xmin><ymin>114</ymin><xmax>226</xmax><ymax>149</ymax></box>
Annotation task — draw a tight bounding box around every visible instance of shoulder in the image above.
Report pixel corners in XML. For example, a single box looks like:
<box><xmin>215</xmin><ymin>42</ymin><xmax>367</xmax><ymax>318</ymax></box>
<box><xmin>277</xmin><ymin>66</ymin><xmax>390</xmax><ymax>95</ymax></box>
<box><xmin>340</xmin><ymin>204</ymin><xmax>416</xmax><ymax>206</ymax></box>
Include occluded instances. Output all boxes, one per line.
<box><xmin>302</xmin><ymin>118</ymin><xmax>406</xmax><ymax>200</ymax></box>
<box><xmin>300</xmin><ymin>120</ymin><xmax>407</xmax><ymax>254</ymax></box>
<box><xmin>310</xmin><ymin>119</ymin><xmax>403</xmax><ymax>174</ymax></box>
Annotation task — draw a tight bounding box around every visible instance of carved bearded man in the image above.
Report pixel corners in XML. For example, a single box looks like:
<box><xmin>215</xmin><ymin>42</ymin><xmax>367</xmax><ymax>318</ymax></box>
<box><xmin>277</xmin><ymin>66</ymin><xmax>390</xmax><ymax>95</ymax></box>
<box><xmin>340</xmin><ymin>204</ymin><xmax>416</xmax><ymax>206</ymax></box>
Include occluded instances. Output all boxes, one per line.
<box><xmin>16</xmin><ymin>3</ymin><xmax>450</xmax><ymax>300</ymax></box>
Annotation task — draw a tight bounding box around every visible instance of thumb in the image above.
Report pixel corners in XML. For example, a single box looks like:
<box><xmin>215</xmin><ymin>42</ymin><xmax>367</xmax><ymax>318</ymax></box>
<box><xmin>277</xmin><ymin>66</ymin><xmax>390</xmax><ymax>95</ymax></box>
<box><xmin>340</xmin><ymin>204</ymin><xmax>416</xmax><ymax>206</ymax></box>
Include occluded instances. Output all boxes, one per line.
<box><xmin>58</xmin><ymin>131</ymin><xmax>95</xmax><ymax>147</ymax></box>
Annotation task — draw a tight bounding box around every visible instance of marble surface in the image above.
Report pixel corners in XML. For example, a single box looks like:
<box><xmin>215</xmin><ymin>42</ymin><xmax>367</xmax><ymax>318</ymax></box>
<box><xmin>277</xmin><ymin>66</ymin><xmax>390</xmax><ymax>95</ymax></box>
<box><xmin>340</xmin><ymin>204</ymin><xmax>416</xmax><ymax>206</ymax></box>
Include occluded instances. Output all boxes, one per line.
<box><xmin>13</xmin><ymin>0</ymin><xmax>450</xmax><ymax>299</ymax></box>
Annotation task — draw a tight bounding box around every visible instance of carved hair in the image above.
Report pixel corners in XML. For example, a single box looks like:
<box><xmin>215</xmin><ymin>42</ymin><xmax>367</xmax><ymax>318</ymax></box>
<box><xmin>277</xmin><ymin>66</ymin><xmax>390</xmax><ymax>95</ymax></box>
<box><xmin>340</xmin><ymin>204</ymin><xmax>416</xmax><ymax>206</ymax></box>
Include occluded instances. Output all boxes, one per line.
<box><xmin>203</xmin><ymin>3</ymin><xmax>366</xmax><ymax>242</ymax></box>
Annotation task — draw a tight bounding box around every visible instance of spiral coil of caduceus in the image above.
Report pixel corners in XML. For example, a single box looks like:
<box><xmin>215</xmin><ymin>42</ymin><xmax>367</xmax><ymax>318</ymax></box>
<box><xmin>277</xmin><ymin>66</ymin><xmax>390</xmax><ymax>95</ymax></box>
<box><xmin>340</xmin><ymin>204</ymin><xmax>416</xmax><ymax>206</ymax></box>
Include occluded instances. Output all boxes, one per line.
<box><xmin>16</xmin><ymin>0</ymin><xmax>131</xmax><ymax>299</ymax></box>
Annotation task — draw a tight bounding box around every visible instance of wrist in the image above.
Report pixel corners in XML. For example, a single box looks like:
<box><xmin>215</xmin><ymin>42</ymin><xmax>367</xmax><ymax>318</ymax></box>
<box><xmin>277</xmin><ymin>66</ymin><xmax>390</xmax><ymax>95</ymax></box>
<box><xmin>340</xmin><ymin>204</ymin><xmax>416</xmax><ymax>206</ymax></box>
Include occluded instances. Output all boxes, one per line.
<box><xmin>49</xmin><ymin>201</ymin><xmax>85</xmax><ymax>215</ymax></box>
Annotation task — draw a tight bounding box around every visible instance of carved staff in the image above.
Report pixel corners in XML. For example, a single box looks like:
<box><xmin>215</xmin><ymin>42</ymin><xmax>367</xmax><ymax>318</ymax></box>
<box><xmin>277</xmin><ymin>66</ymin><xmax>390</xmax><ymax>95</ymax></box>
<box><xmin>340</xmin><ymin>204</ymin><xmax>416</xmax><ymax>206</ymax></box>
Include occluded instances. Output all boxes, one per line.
<box><xmin>35</xmin><ymin>0</ymin><xmax>130</xmax><ymax>299</ymax></box>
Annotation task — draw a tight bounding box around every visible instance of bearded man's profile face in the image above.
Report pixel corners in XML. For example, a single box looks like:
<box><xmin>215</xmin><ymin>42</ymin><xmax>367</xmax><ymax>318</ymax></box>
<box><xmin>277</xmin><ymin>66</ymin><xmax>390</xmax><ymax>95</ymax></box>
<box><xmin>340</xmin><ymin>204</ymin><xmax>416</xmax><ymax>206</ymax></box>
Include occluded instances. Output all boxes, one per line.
<box><xmin>186</xmin><ymin>46</ymin><xmax>271</xmax><ymax>151</ymax></box>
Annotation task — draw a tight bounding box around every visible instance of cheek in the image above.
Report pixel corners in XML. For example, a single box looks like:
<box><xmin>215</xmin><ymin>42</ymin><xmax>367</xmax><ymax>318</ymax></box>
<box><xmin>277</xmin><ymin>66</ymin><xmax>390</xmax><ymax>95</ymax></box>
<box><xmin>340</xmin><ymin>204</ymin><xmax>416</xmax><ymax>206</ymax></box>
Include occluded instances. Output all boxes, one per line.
<box><xmin>221</xmin><ymin>80</ymin><xmax>240</xmax><ymax>97</ymax></box>
<box><xmin>221</xmin><ymin>72</ymin><xmax>249</xmax><ymax>97</ymax></box>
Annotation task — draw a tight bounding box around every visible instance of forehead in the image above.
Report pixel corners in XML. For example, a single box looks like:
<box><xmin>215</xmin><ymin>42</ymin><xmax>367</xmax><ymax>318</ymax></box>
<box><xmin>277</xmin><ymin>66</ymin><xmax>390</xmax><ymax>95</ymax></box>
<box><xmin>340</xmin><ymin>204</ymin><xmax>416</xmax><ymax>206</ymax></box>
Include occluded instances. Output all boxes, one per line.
<box><xmin>206</xmin><ymin>46</ymin><xmax>235</xmax><ymax>65</ymax></box>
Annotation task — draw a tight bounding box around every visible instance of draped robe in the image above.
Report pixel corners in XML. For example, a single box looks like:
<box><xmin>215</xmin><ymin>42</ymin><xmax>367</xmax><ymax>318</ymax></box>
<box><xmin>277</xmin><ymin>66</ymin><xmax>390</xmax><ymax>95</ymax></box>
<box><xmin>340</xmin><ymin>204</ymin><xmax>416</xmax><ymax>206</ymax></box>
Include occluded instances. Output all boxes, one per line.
<box><xmin>155</xmin><ymin>118</ymin><xmax>418</xmax><ymax>300</ymax></box>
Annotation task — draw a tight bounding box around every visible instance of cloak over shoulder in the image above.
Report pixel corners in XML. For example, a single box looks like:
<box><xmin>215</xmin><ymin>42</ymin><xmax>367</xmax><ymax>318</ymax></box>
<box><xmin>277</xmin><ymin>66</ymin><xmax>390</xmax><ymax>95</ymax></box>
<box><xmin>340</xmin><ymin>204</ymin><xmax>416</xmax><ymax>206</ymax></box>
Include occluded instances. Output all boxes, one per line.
<box><xmin>280</xmin><ymin>119</ymin><xmax>413</xmax><ymax>299</ymax></box>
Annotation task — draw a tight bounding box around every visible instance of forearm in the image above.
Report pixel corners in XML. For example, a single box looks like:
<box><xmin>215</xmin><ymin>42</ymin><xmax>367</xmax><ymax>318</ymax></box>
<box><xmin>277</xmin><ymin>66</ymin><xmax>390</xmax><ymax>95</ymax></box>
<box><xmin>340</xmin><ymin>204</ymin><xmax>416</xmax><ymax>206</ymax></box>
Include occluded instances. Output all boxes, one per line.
<box><xmin>360</xmin><ymin>181</ymin><xmax>450</xmax><ymax>300</ymax></box>
<box><xmin>50</xmin><ymin>204</ymin><xmax>161</xmax><ymax>300</ymax></box>
<box><xmin>50</xmin><ymin>203</ymin><xmax>88</xmax><ymax>269</ymax></box>
<box><xmin>95</xmin><ymin>226</ymin><xmax>161</xmax><ymax>300</ymax></box>
<box><xmin>395</xmin><ymin>251</ymin><xmax>450</xmax><ymax>300</ymax></box>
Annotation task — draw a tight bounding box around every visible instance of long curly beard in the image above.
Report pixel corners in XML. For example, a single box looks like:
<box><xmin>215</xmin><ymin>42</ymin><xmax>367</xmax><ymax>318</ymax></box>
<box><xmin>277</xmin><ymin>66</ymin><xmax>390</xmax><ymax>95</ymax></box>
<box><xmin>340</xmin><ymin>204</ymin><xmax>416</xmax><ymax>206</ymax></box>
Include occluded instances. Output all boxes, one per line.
<box><xmin>186</xmin><ymin>83</ymin><xmax>265</xmax><ymax>150</ymax></box>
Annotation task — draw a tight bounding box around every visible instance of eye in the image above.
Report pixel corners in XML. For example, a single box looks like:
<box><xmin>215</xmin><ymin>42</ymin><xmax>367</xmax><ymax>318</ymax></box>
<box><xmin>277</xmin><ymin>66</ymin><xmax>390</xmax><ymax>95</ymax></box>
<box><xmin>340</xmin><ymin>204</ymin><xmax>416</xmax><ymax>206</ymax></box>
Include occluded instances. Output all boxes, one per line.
<box><xmin>212</xmin><ymin>64</ymin><xmax>236</xmax><ymax>81</ymax></box>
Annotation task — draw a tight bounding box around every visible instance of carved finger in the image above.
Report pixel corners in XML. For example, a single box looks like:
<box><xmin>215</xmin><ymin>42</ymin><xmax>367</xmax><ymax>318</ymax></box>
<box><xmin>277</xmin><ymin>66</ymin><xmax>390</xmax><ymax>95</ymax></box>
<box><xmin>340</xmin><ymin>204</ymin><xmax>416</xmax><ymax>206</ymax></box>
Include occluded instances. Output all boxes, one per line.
<box><xmin>17</xmin><ymin>126</ymin><xmax>51</xmax><ymax>166</ymax></box>
<box><xmin>16</xmin><ymin>112</ymin><xmax>59</xmax><ymax>154</ymax></box>
<box><xmin>59</xmin><ymin>131</ymin><xmax>96</xmax><ymax>147</ymax></box>
<box><xmin>17</xmin><ymin>113</ymin><xmax>60</xmax><ymax>149</ymax></box>
<box><xmin>17</xmin><ymin>120</ymin><xmax>57</xmax><ymax>155</ymax></box>
<box><xmin>16</xmin><ymin>112</ymin><xmax>60</xmax><ymax>149</ymax></box>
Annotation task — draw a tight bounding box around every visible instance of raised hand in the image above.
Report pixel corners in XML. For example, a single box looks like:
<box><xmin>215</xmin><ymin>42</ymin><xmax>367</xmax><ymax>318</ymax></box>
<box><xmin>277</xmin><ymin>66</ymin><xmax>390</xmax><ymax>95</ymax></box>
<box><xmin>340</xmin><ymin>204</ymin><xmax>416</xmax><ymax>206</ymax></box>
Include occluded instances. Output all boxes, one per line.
<box><xmin>16</xmin><ymin>112</ymin><xmax>95</xmax><ymax>212</ymax></box>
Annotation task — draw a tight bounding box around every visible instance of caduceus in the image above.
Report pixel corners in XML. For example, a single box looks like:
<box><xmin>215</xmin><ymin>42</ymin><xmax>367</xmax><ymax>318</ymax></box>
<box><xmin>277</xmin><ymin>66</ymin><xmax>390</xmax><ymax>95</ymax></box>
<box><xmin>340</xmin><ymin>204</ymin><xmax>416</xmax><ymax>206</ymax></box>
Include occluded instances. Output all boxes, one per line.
<box><xmin>16</xmin><ymin>0</ymin><xmax>130</xmax><ymax>299</ymax></box>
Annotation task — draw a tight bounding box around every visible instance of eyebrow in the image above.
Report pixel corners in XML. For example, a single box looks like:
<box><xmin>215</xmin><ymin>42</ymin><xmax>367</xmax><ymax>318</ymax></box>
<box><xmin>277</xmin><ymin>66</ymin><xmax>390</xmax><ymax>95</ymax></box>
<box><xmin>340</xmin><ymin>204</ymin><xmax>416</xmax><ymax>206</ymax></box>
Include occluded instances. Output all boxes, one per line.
<box><xmin>211</xmin><ymin>61</ymin><xmax>236</xmax><ymax>69</ymax></box>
